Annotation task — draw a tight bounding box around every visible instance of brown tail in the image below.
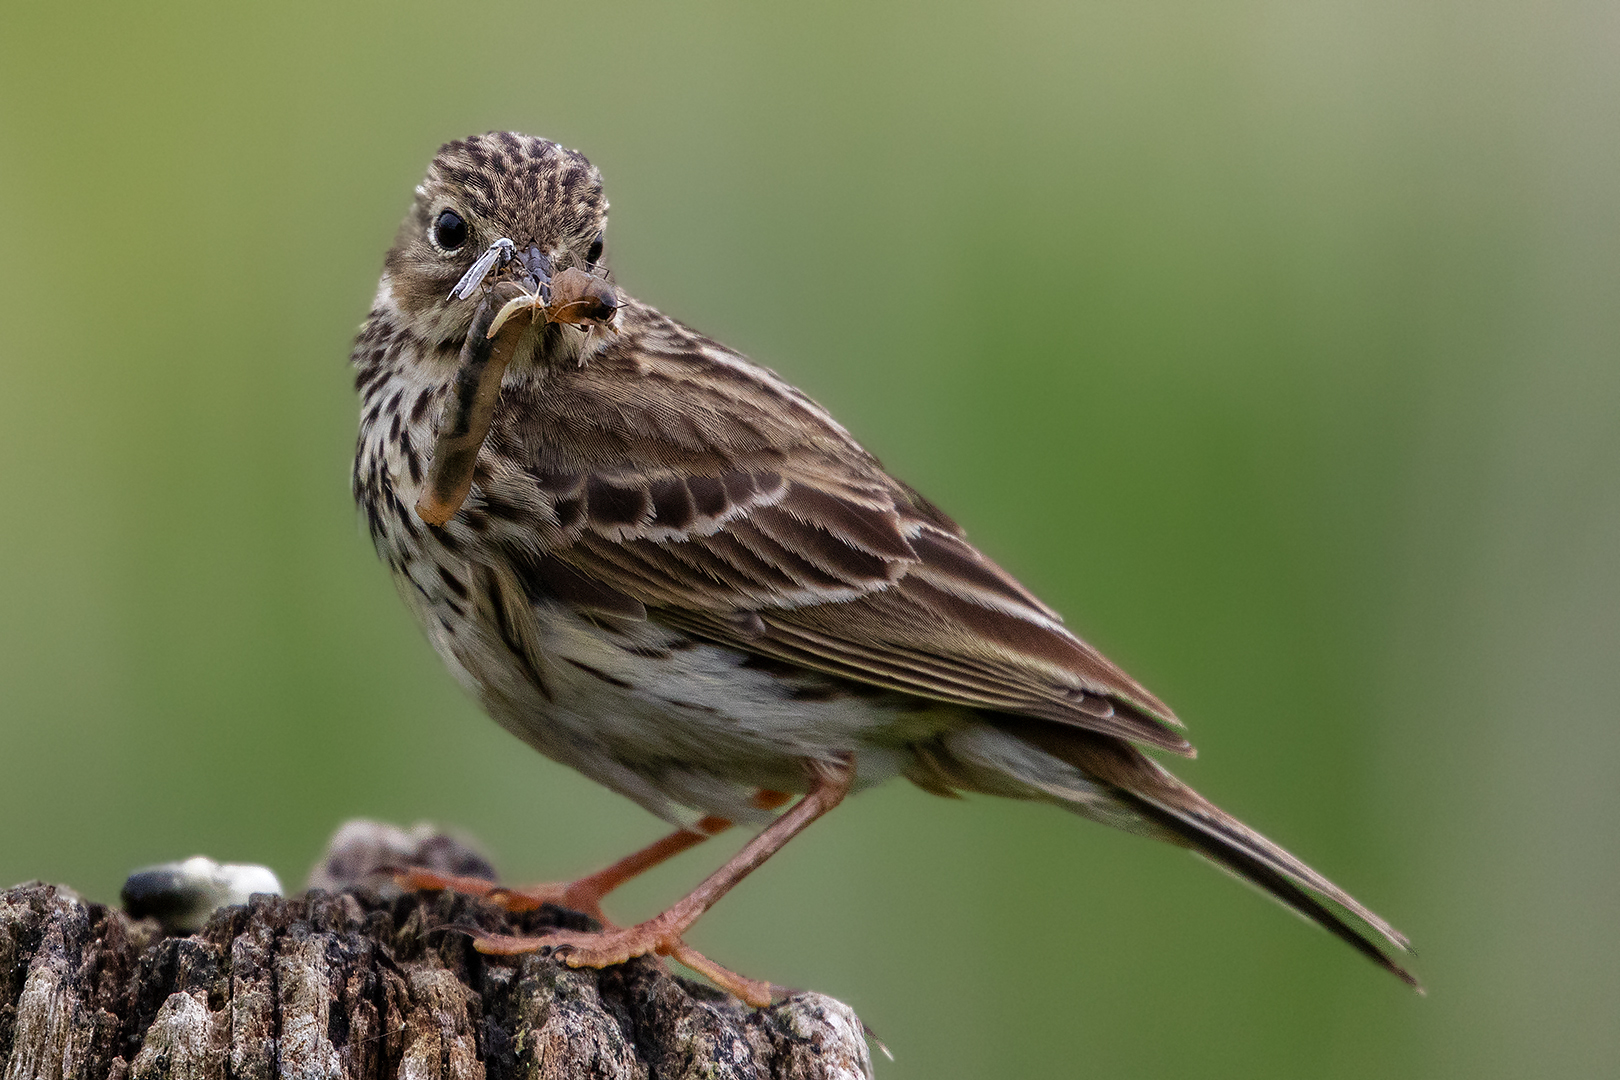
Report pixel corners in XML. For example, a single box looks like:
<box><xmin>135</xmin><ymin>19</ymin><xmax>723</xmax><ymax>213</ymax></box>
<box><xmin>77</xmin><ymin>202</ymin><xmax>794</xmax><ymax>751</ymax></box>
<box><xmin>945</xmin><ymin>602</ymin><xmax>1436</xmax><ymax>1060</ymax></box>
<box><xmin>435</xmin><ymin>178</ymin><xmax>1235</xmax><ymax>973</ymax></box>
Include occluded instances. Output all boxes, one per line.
<box><xmin>1114</xmin><ymin>788</ymin><xmax>1420</xmax><ymax>989</ymax></box>
<box><xmin>978</xmin><ymin>720</ymin><xmax>1421</xmax><ymax>990</ymax></box>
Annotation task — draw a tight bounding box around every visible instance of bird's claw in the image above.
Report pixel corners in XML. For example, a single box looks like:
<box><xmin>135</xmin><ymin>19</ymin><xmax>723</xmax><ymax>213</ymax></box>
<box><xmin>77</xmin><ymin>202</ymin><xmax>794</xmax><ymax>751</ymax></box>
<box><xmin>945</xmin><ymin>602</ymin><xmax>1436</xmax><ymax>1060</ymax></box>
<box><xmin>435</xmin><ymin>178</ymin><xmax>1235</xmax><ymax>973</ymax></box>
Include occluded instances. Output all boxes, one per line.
<box><xmin>469</xmin><ymin>924</ymin><xmax>776</xmax><ymax>1008</ymax></box>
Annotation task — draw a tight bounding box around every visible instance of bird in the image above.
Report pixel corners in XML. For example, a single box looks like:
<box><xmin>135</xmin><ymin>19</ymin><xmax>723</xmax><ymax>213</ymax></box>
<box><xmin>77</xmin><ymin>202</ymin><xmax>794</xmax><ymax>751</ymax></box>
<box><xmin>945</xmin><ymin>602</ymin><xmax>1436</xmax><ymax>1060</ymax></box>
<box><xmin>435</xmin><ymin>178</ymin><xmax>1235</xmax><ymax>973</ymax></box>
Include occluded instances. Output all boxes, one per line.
<box><xmin>350</xmin><ymin>131</ymin><xmax>1416</xmax><ymax>1005</ymax></box>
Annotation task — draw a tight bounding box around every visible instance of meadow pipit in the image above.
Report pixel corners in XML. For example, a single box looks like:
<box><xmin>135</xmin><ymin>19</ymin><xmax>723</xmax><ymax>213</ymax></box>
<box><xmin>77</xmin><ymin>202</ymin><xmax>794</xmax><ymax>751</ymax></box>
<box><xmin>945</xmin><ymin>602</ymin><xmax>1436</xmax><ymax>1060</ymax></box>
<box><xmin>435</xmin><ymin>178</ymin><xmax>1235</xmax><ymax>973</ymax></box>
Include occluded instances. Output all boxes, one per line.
<box><xmin>350</xmin><ymin>132</ymin><xmax>1416</xmax><ymax>1003</ymax></box>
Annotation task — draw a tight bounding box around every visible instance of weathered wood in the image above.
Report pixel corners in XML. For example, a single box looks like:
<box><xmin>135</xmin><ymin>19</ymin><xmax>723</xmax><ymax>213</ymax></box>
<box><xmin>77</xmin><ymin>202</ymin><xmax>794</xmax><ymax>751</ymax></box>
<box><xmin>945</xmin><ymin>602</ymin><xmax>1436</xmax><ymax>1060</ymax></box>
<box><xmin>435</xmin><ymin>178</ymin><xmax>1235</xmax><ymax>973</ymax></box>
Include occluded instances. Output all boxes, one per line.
<box><xmin>0</xmin><ymin>883</ymin><xmax>872</xmax><ymax>1080</ymax></box>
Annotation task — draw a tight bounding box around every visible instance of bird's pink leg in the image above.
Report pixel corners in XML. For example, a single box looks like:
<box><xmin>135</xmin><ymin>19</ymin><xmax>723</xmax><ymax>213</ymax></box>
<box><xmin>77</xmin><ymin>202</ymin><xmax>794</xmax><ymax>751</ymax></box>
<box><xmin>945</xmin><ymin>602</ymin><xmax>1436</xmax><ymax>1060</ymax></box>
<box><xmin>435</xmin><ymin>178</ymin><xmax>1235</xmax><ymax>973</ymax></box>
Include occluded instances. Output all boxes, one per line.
<box><xmin>397</xmin><ymin>814</ymin><xmax>734</xmax><ymax>925</ymax></box>
<box><xmin>473</xmin><ymin>759</ymin><xmax>855</xmax><ymax>1007</ymax></box>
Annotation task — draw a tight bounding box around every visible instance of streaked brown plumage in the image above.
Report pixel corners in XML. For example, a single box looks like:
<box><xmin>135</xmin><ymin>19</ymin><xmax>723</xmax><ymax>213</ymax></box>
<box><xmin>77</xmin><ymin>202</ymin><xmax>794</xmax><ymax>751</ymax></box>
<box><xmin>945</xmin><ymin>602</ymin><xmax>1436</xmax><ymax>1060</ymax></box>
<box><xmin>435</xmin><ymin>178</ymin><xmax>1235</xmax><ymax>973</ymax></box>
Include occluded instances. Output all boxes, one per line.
<box><xmin>352</xmin><ymin>132</ymin><xmax>1416</xmax><ymax>999</ymax></box>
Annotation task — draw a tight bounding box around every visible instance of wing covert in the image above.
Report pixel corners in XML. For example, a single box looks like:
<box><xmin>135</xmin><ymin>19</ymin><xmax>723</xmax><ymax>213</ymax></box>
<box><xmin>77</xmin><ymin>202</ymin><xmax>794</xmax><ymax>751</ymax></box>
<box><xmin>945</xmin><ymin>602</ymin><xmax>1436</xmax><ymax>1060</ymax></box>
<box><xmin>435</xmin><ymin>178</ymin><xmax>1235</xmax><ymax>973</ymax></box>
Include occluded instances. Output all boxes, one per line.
<box><xmin>468</xmin><ymin>316</ymin><xmax>1190</xmax><ymax>755</ymax></box>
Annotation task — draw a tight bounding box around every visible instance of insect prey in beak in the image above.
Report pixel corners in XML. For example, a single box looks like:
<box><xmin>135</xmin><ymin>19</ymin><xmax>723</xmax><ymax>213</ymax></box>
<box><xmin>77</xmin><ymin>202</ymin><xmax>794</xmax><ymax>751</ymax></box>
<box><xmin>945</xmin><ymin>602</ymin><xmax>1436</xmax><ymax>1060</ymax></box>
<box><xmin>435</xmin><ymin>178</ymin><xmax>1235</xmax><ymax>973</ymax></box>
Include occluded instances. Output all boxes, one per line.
<box><xmin>448</xmin><ymin>237</ymin><xmax>518</xmax><ymax>300</ymax></box>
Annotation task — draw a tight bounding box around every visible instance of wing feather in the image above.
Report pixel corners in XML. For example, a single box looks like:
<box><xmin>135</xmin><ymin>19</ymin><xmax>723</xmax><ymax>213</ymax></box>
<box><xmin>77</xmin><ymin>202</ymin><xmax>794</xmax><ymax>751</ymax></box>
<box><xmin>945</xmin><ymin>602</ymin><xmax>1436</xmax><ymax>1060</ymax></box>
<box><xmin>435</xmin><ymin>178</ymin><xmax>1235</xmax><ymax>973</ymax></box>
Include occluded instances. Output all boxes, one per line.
<box><xmin>481</xmin><ymin>317</ymin><xmax>1190</xmax><ymax>754</ymax></box>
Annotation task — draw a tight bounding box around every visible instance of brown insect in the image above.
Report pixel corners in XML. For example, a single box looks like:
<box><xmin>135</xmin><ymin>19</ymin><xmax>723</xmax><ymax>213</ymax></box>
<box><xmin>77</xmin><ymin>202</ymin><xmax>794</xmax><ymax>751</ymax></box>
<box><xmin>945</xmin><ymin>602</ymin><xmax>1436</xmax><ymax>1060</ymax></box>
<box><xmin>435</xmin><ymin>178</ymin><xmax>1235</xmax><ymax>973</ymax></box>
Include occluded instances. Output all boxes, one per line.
<box><xmin>542</xmin><ymin>265</ymin><xmax>619</xmax><ymax>327</ymax></box>
<box><xmin>416</xmin><ymin>267</ymin><xmax>620</xmax><ymax>526</ymax></box>
<box><xmin>486</xmin><ymin>265</ymin><xmax>619</xmax><ymax>338</ymax></box>
<box><xmin>414</xmin><ymin>281</ymin><xmax>531</xmax><ymax>526</ymax></box>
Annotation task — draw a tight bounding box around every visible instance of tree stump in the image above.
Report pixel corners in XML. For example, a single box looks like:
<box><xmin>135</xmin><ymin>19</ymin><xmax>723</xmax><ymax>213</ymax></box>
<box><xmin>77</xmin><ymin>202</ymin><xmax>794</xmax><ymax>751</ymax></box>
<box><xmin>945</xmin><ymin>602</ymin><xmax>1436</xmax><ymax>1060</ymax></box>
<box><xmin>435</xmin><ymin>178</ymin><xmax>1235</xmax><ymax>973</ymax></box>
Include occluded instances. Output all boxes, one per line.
<box><xmin>0</xmin><ymin>882</ymin><xmax>872</xmax><ymax>1080</ymax></box>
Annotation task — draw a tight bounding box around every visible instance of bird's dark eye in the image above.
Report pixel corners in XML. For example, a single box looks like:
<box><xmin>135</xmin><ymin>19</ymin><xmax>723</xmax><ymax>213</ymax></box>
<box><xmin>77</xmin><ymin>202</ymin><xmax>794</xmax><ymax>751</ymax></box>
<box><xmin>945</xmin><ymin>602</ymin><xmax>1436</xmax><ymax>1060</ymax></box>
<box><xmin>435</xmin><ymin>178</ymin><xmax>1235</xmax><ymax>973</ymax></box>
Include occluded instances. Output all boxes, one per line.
<box><xmin>433</xmin><ymin>210</ymin><xmax>467</xmax><ymax>250</ymax></box>
<box><xmin>586</xmin><ymin>233</ymin><xmax>604</xmax><ymax>264</ymax></box>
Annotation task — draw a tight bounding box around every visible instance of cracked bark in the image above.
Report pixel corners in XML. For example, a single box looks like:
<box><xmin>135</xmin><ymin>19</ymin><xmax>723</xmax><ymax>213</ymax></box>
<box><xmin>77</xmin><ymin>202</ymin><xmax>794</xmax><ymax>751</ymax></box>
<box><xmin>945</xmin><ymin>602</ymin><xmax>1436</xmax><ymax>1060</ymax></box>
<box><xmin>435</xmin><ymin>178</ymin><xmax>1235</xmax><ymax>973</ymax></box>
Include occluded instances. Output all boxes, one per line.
<box><xmin>0</xmin><ymin>883</ymin><xmax>872</xmax><ymax>1080</ymax></box>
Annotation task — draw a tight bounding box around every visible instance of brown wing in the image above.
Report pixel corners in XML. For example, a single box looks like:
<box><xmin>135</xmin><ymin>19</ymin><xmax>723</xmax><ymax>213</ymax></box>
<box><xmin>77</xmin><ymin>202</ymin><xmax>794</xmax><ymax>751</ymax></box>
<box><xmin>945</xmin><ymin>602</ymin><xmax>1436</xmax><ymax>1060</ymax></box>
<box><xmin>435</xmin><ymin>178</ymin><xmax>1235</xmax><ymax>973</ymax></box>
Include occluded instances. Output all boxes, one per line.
<box><xmin>473</xmin><ymin>309</ymin><xmax>1192</xmax><ymax>756</ymax></box>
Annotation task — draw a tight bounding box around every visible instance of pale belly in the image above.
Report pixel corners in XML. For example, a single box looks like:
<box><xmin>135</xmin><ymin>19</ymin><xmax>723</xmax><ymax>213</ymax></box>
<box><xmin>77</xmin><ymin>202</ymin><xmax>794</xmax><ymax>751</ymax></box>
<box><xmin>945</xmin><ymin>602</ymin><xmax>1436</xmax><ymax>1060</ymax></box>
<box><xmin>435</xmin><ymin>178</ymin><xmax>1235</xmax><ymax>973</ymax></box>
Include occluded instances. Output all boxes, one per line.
<box><xmin>411</xmin><ymin>580</ymin><xmax>969</xmax><ymax>828</ymax></box>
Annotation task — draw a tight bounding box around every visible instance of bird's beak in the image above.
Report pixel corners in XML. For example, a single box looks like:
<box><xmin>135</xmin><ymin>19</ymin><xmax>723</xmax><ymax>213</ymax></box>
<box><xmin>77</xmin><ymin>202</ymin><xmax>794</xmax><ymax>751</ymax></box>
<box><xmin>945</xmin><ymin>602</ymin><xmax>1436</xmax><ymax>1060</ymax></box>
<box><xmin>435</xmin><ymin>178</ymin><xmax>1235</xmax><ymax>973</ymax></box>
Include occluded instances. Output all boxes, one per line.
<box><xmin>484</xmin><ymin>243</ymin><xmax>553</xmax><ymax>339</ymax></box>
<box><xmin>521</xmin><ymin>244</ymin><xmax>553</xmax><ymax>292</ymax></box>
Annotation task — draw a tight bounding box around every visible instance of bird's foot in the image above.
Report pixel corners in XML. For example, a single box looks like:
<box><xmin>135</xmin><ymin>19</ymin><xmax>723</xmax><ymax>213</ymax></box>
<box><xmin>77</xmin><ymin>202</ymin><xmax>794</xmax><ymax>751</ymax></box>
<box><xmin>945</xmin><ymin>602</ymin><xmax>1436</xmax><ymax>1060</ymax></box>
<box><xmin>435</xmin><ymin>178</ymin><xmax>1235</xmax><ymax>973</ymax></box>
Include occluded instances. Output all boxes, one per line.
<box><xmin>471</xmin><ymin>919</ymin><xmax>777</xmax><ymax>1007</ymax></box>
<box><xmin>394</xmin><ymin>867</ymin><xmax>610</xmax><ymax>925</ymax></box>
<box><xmin>472</xmin><ymin>919</ymin><xmax>673</xmax><ymax>966</ymax></box>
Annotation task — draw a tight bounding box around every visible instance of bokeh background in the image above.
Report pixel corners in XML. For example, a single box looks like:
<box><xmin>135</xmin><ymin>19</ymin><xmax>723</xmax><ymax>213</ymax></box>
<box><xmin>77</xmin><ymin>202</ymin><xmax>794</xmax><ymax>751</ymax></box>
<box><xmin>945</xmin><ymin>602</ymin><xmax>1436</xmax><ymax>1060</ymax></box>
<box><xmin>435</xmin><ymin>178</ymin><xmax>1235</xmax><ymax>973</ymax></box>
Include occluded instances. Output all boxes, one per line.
<box><xmin>2</xmin><ymin>2</ymin><xmax>1616</xmax><ymax>1077</ymax></box>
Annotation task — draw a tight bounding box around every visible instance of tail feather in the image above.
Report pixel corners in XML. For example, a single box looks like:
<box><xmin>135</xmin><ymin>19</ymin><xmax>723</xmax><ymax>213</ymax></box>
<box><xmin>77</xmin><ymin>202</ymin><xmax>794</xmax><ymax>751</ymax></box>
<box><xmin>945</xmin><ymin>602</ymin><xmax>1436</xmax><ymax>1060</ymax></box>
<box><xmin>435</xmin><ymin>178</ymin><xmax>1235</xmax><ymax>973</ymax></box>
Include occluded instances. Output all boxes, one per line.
<box><xmin>1114</xmin><ymin>788</ymin><xmax>1421</xmax><ymax>990</ymax></box>
<box><xmin>932</xmin><ymin>720</ymin><xmax>1419</xmax><ymax>989</ymax></box>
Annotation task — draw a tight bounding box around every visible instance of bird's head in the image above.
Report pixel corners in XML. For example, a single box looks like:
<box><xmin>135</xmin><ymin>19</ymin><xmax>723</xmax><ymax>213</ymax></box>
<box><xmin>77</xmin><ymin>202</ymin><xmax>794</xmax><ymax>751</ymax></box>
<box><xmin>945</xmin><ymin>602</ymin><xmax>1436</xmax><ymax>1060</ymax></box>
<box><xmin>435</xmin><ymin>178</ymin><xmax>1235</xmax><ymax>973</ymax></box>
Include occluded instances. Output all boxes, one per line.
<box><xmin>381</xmin><ymin>132</ymin><xmax>610</xmax><ymax>343</ymax></box>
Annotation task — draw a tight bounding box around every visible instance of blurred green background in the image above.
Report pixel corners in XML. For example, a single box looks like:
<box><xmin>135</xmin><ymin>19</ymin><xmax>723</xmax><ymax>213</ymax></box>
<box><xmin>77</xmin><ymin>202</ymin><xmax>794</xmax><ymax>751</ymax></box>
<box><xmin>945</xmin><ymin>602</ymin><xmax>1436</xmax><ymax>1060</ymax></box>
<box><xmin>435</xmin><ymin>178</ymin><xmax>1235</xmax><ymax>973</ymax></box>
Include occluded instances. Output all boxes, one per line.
<box><xmin>2</xmin><ymin>2</ymin><xmax>1616</xmax><ymax>1076</ymax></box>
